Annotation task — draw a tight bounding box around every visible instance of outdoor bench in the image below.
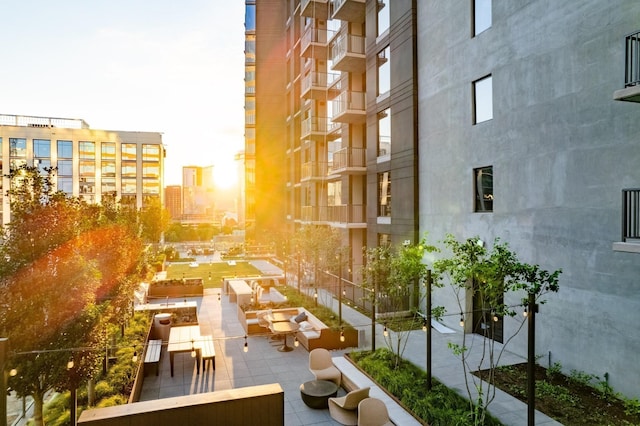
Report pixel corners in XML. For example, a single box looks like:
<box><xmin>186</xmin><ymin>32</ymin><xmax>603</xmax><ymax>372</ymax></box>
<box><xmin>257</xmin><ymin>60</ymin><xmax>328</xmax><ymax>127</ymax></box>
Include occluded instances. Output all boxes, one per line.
<box><xmin>144</xmin><ymin>339</ymin><xmax>162</xmax><ymax>376</ymax></box>
<box><xmin>199</xmin><ymin>335</ymin><xmax>215</xmax><ymax>371</ymax></box>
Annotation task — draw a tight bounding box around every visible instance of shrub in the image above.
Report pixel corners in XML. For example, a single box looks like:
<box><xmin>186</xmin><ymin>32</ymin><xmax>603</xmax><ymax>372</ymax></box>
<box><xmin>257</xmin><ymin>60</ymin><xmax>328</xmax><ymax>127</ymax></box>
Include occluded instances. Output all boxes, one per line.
<box><xmin>97</xmin><ymin>394</ymin><xmax>128</xmax><ymax>407</ymax></box>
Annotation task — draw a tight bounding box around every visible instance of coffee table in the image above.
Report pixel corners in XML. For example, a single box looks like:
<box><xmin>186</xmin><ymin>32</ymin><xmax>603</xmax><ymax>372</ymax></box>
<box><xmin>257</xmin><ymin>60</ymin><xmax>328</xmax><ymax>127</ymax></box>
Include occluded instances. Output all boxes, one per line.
<box><xmin>270</xmin><ymin>321</ymin><xmax>299</xmax><ymax>352</ymax></box>
<box><xmin>300</xmin><ymin>379</ymin><xmax>339</xmax><ymax>409</ymax></box>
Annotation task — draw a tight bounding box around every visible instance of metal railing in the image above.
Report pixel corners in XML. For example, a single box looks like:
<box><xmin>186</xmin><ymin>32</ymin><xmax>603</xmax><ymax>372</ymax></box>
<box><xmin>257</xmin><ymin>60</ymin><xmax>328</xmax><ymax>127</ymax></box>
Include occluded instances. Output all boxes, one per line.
<box><xmin>624</xmin><ymin>31</ymin><xmax>640</xmax><ymax>87</ymax></box>
<box><xmin>622</xmin><ymin>188</ymin><xmax>640</xmax><ymax>241</ymax></box>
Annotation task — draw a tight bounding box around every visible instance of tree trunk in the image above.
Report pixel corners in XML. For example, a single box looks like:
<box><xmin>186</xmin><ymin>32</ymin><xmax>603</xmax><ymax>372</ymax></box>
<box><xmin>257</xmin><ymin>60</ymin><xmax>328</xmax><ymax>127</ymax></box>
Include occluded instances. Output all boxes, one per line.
<box><xmin>33</xmin><ymin>389</ymin><xmax>45</xmax><ymax>426</ymax></box>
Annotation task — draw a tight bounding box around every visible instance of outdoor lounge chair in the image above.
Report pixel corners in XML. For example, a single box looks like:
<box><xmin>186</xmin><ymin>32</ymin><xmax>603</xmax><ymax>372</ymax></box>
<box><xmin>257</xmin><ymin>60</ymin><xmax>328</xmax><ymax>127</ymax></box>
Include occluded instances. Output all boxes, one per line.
<box><xmin>357</xmin><ymin>397</ymin><xmax>393</xmax><ymax>426</ymax></box>
<box><xmin>328</xmin><ymin>387</ymin><xmax>370</xmax><ymax>425</ymax></box>
<box><xmin>309</xmin><ymin>348</ymin><xmax>341</xmax><ymax>385</ymax></box>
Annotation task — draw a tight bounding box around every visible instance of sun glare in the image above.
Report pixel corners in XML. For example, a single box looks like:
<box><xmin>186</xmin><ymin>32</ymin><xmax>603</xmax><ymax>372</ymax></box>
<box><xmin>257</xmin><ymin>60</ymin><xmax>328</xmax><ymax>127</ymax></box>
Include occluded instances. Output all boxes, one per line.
<box><xmin>213</xmin><ymin>162</ymin><xmax>238</xmax><ymax>189</ymax></box>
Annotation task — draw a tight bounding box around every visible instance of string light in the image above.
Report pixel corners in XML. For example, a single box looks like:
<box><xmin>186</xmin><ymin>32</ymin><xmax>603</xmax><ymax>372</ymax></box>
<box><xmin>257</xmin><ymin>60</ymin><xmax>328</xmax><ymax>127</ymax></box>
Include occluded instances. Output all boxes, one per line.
<box><xmin>492</xmin><ymin>310</ymin><xmax>499</xmax><ymax>322</ymax></box>
<box><xmin>10</xmin><ymin>368</ymin><xmax>17</xmax><ymax>377</ymax></box>
<box><xmin>132</xmin><ymin>348</ymin><xmax>138</xmax><ymax>363</ymax></box>
<box><xmin>190</xmin><ymin>340</ymin><xmax>196</xmax><ymax>358</ymax></box>
<box><xmin>459</xmin><ymin>312</ymin><xmax>465</xmax><ymax>327</ymax></box>
<box><xmin>340</xmin><ymin>327</ymin><xmax>345</xmax><ymax>342</ymax></box>
<box><xmin>218</xmin><ymin>293</ymin><xmax>221</xmax><ymax>302</ymax></box>
<box><xmin>422</xmin><ymin>319</ymin><xmax>428</xmax><ymax>332</ymax></box>
<box><xmin>67</xmin><ymin>359</ymin><xmax>74</xmax><ymax>370</ymax></box>
<box><xmin>294</xmin><ymin>336</ymin><xmax>299</xmax><ymax>347</ymax></box>
<box><xmin>383</xmin><ymin>324</ymin><xmax>388</xmax><ymax>337</ymax></box>
<box><xmin>523</xmin><ymin>306</ymin><xmax>528</xmax><ymax>318</ymax></box>
<box><xmin>243</xmin><ymin>335</ymin><xmax>249</xmax><ymax>353</ymax></box>
<box><xmin>313</xmin><ymin>290</ymin><xmax>318</xmax><ymax>299</ymax></box>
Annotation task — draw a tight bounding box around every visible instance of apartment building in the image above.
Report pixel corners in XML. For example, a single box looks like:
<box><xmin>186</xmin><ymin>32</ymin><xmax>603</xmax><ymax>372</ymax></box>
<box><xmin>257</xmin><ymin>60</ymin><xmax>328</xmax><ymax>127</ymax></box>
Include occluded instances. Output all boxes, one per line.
<box><xmin>418</xmin><ymin>1</ymin><xmax>640</xmax><ymax>398</ymax></box>
<box><xmin>182</xmin><ymin>165</ymin><xmax>215</xmax><ymax>222</ymax></box>
<box><xmin>248</xmin><ymin>0</ymin><xmax>419</xmax><ymax>278</ymax></box>
<box><xmin>0</xmin><ymin>114</ymin><xmax>164</xmax><ymax>225</ymax></box>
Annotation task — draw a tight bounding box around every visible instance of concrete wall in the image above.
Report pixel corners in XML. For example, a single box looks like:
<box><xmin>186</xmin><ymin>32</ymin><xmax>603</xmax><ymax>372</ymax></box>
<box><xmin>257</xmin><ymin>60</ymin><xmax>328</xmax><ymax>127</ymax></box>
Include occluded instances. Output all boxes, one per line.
<box><xmin>417</xmin><ymin>0</ymin><xmax>640</xmax><ymax>398</ymax></box>
<box><xmin>79</xmin><ymin>383</ymin><xmax>284</xmax><ymax>426</ymax></box>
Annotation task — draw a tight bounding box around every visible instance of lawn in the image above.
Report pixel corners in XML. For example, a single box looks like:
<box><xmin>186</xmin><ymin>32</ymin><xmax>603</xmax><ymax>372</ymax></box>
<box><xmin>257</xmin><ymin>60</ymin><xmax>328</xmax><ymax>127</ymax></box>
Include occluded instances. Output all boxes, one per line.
<box><xmin>165</xmin><ymin>261</ymin><xmax>263</xmax><ymax>289</ymax></box>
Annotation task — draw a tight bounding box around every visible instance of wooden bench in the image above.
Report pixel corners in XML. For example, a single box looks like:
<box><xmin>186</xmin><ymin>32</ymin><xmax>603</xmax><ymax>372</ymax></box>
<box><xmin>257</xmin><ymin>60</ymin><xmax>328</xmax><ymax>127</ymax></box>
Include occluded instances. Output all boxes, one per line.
<box><xmin>144</xmin><ymin>339</ymin><xmax>162</xmax><ymax>376</ymax></box>
<box><xmin>332</xmin><ymin>356</ymin><xmax>423</xmax><ymax>426</ymax></box>
<box><xmin>199</xmin><ymin>335</ymin><xmax>215</xmax><ymax>371</ymax></box>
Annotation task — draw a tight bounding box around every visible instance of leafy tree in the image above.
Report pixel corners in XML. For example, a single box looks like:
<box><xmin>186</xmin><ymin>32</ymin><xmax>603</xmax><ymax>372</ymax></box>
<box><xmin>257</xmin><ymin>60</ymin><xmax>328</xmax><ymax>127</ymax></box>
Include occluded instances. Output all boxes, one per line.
<box><xmin>433</xmin><ymin>234</ymin><xmax>561</xmax><ymax>425</ymax></box>
<box><xmin>361</xmin><ymin>237</ymin><xmax>438</xmax><ymax>368</ymax></box>
<box><xmin>139</xmin><ymin>197</ymin><xmax>170</xmax><ymax>243</ymax></box>
<box><xmin>291</xmin><ymin>225</ymin><xmax>342</xmax><ymax>291</ymax></box>
<box><xmin>0</xmin><ymin>165</ymin><xmax>147</xmax><ymax>425</ymax></box>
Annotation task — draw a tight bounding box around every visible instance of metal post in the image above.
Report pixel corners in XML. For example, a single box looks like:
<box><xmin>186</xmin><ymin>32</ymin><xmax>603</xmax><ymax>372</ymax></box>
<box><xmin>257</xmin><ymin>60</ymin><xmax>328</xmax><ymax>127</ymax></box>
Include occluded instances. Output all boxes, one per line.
<box><xmin>371</xmin><ymin>281</ymin><xmax>377</xmax><ymax>351</ymax></box>
<box><xmin>1</xmin><ymin>338</ymin><xmax>8</xmax><ymax>425</ymax></box>
<box><xmin>527</xmin><ymin>292</ymin><xmax>536</xmax><ymax>426</ymax></box>
<box><xmin>426</xmin><ymin>270</ymin><xmax>432</xmax><ymax>391</ymax></box>
<box><xmin>297</xmin><ymin>253</ymin><xmax>301</xmax><ymax>295</ymax></box>
<box><xmin>338</xmin><ymin>252</ymin><xmax>342</xmax><ymax>325</ymax></box>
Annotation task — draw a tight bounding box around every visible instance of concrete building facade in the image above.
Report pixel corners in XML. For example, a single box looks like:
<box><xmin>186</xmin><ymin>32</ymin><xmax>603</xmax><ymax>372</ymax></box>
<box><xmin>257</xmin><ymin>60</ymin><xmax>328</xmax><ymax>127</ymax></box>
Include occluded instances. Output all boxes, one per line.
<box><xmin>0</xmin><ymin>114</ymin><xmax>164</xmax><ymax>225</ymax></box>
<box><xmin>418</xmin><ymin>1</ymin><xmax>640</xmax><ymax>398</ymax></box>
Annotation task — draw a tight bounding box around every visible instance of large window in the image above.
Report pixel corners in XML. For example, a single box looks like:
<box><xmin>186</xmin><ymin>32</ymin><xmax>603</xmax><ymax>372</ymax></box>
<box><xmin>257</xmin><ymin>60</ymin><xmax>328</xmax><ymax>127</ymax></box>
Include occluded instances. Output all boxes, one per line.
<box><xmin>473</xmin><ymin>75</ymin><xmax>493</xmax><ymax>124</ymax></box>
<box><xmin>378</xmin><ymin>171</ymin><xmax>391</xmax><ymax>217</ymax></box>
<box><xmin>473</xmin><ymin>0</ymin><xmax>492</xmax><ymax>36</ymax></box>
<box><xmin>9</xmin><ymin>138</ymin><xmax>26</xmax><ymax>169</ymax></box>
<box><xmin>474</xmin><ymin>166</ymin><xmax>493</xmax><ymax>212</ymax></box>
<box><xmin>378</xmin><ymin>108</ymin><xmax>391</xmax><ymax>157</ymax></box>
<box><xmin>377</xmin><ymin>1</ymin><xmax>390</xmax><ymax>37</ymax></box>
<box><xmin>79</xmin><ymin>141</ymin><xmax>95</xmax><ymax>159</ymax></box>
<box><xmin>377</xmin><ymin>46</ymin><xmax>390</xmax><ymax>97</ymax></box>
<box><xmin>142</xmin><ymin>144</ymin><xmax>160</xmax><ymax>161</ymax></box>
<box><xmin>34</xmin><ymin>139</ymin><xmax>51</xmax><ymax>174</ymax></box>
<box><xmin>58</xmin><ymin>140</ymin><xmax>73</xmax><ymax>158</ymax></box>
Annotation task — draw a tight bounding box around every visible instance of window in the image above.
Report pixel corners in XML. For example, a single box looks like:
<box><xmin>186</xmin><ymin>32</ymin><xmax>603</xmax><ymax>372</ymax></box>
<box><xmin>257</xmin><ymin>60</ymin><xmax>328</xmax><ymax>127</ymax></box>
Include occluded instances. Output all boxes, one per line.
<box><xmin>58</xmin><ymin>160</ymin><xmax>72</xmax><ymax>176</ymax></box>
<box><xmin>33</xmin><ymin>139</ymin><xmax>51</xmax><ymax>157</ymax></box>
<box><xmin>101</xmin><ymin>142</ymin><xmax>116</xmax><ymax>160</ymax></box>
<box><xmin>378</xmin><ymin>108</ymin><xmax>391</xmax><ymax>157</ymax></box>
<box><xmin>122</xmin><ymin>178</ymin><xmax>137</xmax><ymax>194</ymax></box>
<box><xmin>142</xmin><ymin>144</ymin><xmax>160</xmax><ymax>161</ymax></box>
<box><xmin>102</xmin><ymin>162</ymin><xmax>116</xmax><ymax>177</ymax></box>
<box><xmin>378</xmin><ymin>171</ymin><xmax>391</xmax><ymax>217</ymax></box>
<box><xmin>378</xmin><ymin>233</ymin><xmax>391</xmax><ymax>247</ymax></box>
<box><xmin>474</xmin><ymin>166</ymin><xmax>493</xmax><ymax>212</ymax></box>
<box><xmin>79</xmin><ymin>141</ymin><xmax>95</xmax><ymax>159</ymax></box>
<box><xmin>473</xmin><ymin>0</ymin><xmax>492</xmax><ymax>36</ymax></box>
<box><xmin>9</xmin><ymin>138</ymin><xmax>26</xmax><ymax>158</ymax></box>
<box><xmin>122</xmin><ymin>162</ymin><xmax>137</xmax><ymax>178</ymax></box>
<box><xmin>377</xmin><ymin>1</ymin><xmax>390</xmax><ymax>37</ymax></box>
<box><xmin>122</xmin><ymin>143</ymin><xmax>137</xmax><ymax>161</ymax></box>
<box><xmin>473</xmin><ymin>75</ymin><xmax>493</xmax><ymax>124</ymax></box>
<box><xmin>377</xmin><ymin>46</ymin><xmax>390</xmax><ymax>97</ymax></box>
<box><xmin>102</xmin><ymin>178</ymin><xmax>116</xmax><ymax>194</ymax></box>
<box><xmin>143</xmin><ymin>163</ymin><xmax>160</xmax><ymax>179</ymax></box>
<box><xmin>58</xmin><ymin>177</ymin><xmax>72</xmax><ymax>194</ymax></box>
<box><xmin>58</xmin><ymin>140</ymin><xmax>73</xmax><ymax>158</ymax></box>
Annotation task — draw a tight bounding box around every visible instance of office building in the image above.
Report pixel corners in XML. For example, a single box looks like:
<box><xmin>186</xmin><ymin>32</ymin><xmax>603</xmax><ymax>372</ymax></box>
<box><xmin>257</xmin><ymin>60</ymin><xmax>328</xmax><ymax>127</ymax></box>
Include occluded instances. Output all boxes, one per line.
<box><xmin>0</xmin><ymin>114</ymin><xmax>164</xmax><ymax>225</ymax></box>
<box><xmin>165</xmin><ymin>185</ymin><xmax>182</xmax><ymax>220</ymax></box>
<box><xmin>182</xmin><ymin>165</ymin><xmax>215</xmax><ymax>222</ymax></box>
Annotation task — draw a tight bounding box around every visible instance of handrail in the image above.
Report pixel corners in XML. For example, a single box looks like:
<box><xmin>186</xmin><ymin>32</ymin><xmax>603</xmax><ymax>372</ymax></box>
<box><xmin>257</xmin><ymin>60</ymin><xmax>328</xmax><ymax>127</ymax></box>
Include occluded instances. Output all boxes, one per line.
<box><xmin>622</xmin><ymin>188</ymin><xmax>640</xmax><ymax>241</ymax></box>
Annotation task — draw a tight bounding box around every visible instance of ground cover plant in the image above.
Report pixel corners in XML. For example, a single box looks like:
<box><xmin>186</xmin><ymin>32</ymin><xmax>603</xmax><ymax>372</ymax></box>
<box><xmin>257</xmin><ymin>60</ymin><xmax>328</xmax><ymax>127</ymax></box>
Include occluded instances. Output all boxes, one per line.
<box><xmin>164</xmin><ymin>260</ymin><xmax>262</xmax><ymax>289</ymax></box>
<box><xmin>350</xmin><ymin>348</ymin><xmax>503</xmax><ymax>426</ymax></box>
<box><xmin>474</xmin><ymin>363</ymin><xmax>640</xmax><ymax>425</ymax></box>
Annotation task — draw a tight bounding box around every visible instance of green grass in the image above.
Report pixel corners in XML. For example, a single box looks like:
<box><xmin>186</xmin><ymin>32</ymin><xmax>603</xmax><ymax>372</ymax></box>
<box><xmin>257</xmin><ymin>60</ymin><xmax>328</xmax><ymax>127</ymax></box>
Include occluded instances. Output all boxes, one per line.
<box><xmin>165</xmin><ymin>261</ymin><xmax>263</xmax><ymax>289</ymax></box>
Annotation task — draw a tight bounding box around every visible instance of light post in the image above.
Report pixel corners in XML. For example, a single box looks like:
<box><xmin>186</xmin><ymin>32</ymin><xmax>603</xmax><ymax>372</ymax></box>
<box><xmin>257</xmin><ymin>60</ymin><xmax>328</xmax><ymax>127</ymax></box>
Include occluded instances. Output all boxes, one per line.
<box><xmin>1</xmin><ymin>338</ymin><xmax>8</xmax><ymax>424</ymax></box>
<box><xmin>67</xmin><ymin>358</ymin><xmax>77</xmax><ymax>426</ymax></box>
<box><xmin>527</xmin><ymin>292</ymin><xmax>538</xmax><ymax>426</ymax></box>
<box><xmin>337</xmin><ymin>252</ymin><xmax>342</xmax><ymax>325</ymax></box>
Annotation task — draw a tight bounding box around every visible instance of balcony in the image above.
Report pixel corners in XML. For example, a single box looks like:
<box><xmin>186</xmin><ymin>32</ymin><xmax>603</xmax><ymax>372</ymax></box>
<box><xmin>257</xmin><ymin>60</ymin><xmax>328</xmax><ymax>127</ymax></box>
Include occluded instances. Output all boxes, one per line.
<box><xmin>332</xmin><ymin>91</ymin><xmax>366</xmax><ymax>123</ymax></box>
<box><xmin>330</xmin><ymin>32</ymin><xmax>366</xmax><ymax>72</ymax></box>
<box><xmin>614</xmin><ymin>31</ymin><xmax>640</xmax><ymax>102</ymax></box>
<box><xmin>301</xmin><ymin>71</ymin><xmax>340</xmax><ymax>100</ymax></box>
<box><xmin>330</xmin><ymin>147</ymin><xmax>366</xmax><ymax>175</ymax></box>
<box><xmin>613</xmin><ymin>188</ymin><xmax>640</xmax><ymax>253</ymax></box>
<box><xmin>301</xmin><ymin>27</ymin><xmax>334</xmax><ymax>59</ymax></box>
<box><xmin>327</xmin><ymin>204</ymin><xmax>367</xmax><ymax>228</ymax></box>
<box><xmin>301</xmin><ymin>116</ymin><xmax>333</xmax><ymax>139</ymax></box>
<box><xmin>330</xmin><ymin>0</ymin><xmax>365</xmax><ymax>23</ymax></box>
<box><xmin>301</xmin><ymin>161</ymin><xmax>329</xmax><ymax>181</ymax></box>
<box><xmin>301</xmin><ymin>0</ymin><xmax>330</xmax><ymax>20</ymax></box>
<box><xmin>301</xmin><ymin>205</ymin><xmax>328</xmax><ymax>223</ymax></box>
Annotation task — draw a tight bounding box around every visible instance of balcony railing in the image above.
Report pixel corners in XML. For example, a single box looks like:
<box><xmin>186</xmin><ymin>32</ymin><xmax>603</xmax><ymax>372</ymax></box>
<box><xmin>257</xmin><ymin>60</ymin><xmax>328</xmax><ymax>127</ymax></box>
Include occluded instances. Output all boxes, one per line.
<box><xmin>301</xmin><ymin>116</ymin><xmax>332</xmax><ymax>138</ymax></box>
<box><xmin>330</xmin><ymin>147</ymin><xmax>366</xmax><ymax>173</ymax></box>
<box><xmin>622</xmin><ymin>188</ymin><xmax>640</xmax><ymax>242</ymax></box>
<box><xmin>301</xmin><ymin>161</ymin><xmax>329</xmax><ymax>181</ymax></box>
<box><xmin>327</xmin><ymin>204</ymin><xmax>366</xmax><ymax>225</ymax></box>
<box><xmin>301</xmin><ymin>27</ymin><xmax>334</xmax><ymax>58</ymax></box>
<box><xmin>330</xmin><ymin>32</ymin><xmax>365</xmax><ymax>72</ymax></box>
<box><xmin>330</xmin><ymin>0</ymin><xmax>366</xmax><ymax>23</ymax></box>
<box><xmin>332</xmin><ymin>91</ymin><xmax>366</xmax><ymax>122</ymax></box>
<box><xmin>301</xmin><ymin>72</ymin><xmax>340</xmax><ymax>99</ymax></box>
<box><xmin>625</xmin><ymin>31</ymin><xmax>640</xmax><ymax>87</ymax></box>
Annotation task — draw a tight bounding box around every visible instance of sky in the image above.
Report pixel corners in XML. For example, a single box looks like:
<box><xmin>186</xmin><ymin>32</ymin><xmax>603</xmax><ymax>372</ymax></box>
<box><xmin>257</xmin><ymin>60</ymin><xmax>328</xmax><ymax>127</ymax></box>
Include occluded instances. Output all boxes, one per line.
<box><xmin>0</xmin><ymin>0</ymin><xmax>246</xmax><ymax>187</ymax></box>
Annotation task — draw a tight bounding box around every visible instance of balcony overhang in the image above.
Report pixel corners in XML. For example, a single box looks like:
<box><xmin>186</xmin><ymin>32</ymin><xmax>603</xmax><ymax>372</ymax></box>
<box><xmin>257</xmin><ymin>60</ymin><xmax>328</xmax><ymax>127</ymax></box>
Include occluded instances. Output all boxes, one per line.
<box><xmin>332</xmin><ymin>110</ymin><xmax>366</xmax><ymax>123</ymax></box>
<box><xmin>301</xmin><ymin>0</ymin><xmax>330</xmax><ymax>20</ymax></box>
<box><xmin>330</xmin><ymin>165</ymin><xmax>367</xmax><ymax>175</ymax></box>
<box><xmin>301</xmin><ymin>42</ymin><xmax>328</xmax><ymax>59</ymax></box>
<box><xmin>331</xmin><ymin>0</ymin><xmax>365</xmax><ymax>23</ymax></box>
<box><xmin>331</xmin><ymin>54</ymin><xmax>366</xmax><ymax>73</ymax></box>
<box><xmin>301</xmin><ymin>85</ymin><xmax>328</xmax><ymax>100</ymax></box>
<box><xmin>613</xmin><ymin>85</ymin><xmax>640</xmax><ymax>102</ymax></box>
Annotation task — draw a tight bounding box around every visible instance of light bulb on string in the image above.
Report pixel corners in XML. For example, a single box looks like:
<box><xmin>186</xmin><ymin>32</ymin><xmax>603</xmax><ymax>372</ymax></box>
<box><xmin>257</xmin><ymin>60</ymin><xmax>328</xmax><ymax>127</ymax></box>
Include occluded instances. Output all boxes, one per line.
<box><xmin>243</xmin><ymin>335</ymin><xmax>249</xmax><ymax>353</ymax></box>
<box><xmin>459</xmin><ymin>313</ymin><xmax>465</xmax><ymax>327</ymax></box>
<box><xmin>191</xmin><ymin>340</ymin><xmax>196</xmax><ymax>358</ymax></box>
<box><xmin>383</xmin><ymin>324</ymin><xmax>388</xmax><ymax>337</ymax></box>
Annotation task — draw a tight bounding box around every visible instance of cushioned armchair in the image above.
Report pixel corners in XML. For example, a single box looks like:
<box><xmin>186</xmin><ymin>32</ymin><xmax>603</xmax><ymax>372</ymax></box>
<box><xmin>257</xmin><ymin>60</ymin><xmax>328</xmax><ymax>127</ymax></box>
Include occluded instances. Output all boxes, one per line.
<box><xmin>308</xmin><ymin>348</ymin><xmax>341</xmax><ymax>385</ymax></box>
<box><xmin>328</xmin><ymin>387</ymin><xmax>370</xmax><ymax>425</ymax></box>
<box><xmin>357</xmin><ymin>397</ymin><xmax>393</xmax><ymax>426</ymax></box>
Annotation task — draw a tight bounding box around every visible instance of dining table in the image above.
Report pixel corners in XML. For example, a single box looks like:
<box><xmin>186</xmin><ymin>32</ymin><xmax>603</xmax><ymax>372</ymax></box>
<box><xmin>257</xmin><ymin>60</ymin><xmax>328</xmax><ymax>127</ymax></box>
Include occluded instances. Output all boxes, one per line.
<box><xmin>269</xmin><ymin>321</ymin><xmax>300</xmax><ymax>352</ymax></box>
<box><xmin>167</xmin><ymin>325</ymin><xmax>202</xmax><ymax>377</ymax></box>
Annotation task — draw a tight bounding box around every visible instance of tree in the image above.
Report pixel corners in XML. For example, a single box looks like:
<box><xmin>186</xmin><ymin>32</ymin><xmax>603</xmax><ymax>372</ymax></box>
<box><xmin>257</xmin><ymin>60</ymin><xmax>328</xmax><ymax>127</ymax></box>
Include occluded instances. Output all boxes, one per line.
<box><xmin>291</xmin><ymin>225</ymin><xmax>342</xmax><ymax>293</ymax></box>
<box><xmin>139</xmin><ymin>197</ymin><xmax>170</xmax><ymax>244</ymax></box>
<box><xmin>0</xmin><ymin>165</ymin><xmax>147</xmax><ymax>425</ymax></box>
<box><xmin>361</xmin><ymin>237</ymin><xmax>438</xmax><ymax>368</ymax></box>
<box><xmin>433</xmin><ymin>235</ymin><xmax>561</xmax><ymax>424</ymax></box>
